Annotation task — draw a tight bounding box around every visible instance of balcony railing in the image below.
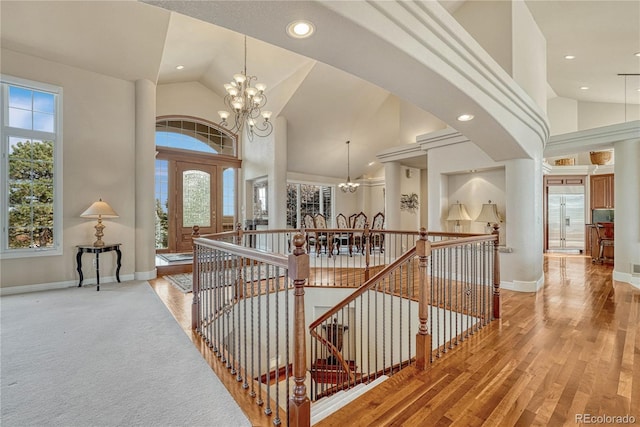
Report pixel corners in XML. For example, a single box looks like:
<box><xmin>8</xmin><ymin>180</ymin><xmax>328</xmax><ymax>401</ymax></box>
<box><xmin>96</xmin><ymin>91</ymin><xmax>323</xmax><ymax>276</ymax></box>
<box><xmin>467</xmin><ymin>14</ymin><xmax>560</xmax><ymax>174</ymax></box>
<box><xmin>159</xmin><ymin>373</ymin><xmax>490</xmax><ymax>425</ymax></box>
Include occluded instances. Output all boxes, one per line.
<box><xmin>190</xmin><ymin>225</ymin><xmax>500</xmax><ymax>426</ymax></box>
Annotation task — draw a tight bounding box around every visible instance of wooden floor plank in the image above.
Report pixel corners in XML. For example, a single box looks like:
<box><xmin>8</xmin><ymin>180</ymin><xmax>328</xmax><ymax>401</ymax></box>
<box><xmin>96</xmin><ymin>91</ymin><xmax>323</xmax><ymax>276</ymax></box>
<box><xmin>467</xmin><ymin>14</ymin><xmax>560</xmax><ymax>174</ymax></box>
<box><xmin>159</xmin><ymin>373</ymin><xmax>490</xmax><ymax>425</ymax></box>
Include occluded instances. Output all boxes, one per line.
<box><xmin>316</xmin><ymin>256</ymin><xmax>640</xmax><ymax>426</ymax></box>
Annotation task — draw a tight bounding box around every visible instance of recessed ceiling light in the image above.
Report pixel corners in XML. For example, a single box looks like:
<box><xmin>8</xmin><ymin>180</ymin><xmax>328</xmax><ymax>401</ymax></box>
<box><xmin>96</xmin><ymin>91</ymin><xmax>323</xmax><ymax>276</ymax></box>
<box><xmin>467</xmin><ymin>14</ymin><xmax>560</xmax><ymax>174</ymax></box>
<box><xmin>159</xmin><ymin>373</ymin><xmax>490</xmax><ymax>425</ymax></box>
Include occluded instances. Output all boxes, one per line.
<box><xmin>286</xmin><ymin>20</ymin><xmax>315</xmax><ymax>39</ymax></box>
<box><xmin>636</xmin><ymin>88</ymin><xmax>640</xmax><ymax>92</ymax></box>
<box><xmin>580</xmin><ymin>86</ymin><xmax>589</xmax><ymax>90</ymax></box>
<box><xmin>368</xmin><ymin>161</ymin><xmax>375</xmax><ymax>166</ymax></box>
<box><xmin>635</xmin><ymin>52</ymin><xmax>640</xmax><ymax>57</ymax></box>
<box><xmin>564</xmin><ymin>55</ymin><xmax>576</xmax><ymax>60</ymax></box>
<box><xmin>176</xmin><ymin>65</ymin><xmax>185</xmax><ymax>70</ymax></box>
<box><xmin>457</xmin><ymin>114</ymin><xmax>474</xmax><ymax>122</ymax></box>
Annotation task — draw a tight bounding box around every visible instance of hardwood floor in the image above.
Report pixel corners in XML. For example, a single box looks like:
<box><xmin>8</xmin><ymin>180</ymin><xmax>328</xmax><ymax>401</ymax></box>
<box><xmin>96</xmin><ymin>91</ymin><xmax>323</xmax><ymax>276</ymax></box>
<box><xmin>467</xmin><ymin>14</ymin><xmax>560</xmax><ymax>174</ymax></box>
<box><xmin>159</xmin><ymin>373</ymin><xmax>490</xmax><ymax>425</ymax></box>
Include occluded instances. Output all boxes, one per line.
<box><xmin>150</xmin><ymin>255</ymin><xmax>640</xmax><ymax>426</ymax></box>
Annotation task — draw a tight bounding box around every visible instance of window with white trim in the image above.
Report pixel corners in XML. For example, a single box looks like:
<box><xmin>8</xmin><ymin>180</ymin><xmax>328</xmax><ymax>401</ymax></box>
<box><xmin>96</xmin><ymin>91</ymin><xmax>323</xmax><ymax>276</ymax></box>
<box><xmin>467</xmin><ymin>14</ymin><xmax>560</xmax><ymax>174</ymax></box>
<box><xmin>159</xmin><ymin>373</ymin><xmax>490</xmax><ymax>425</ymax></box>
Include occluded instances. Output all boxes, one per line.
<box><xmin>286</xmin><ymin>183</ymin><xmax>333</xmax><ymax>228</ymax></box>
<box><xmin>1</xmin><ymin>76</ymin><xmax>63</xmax><ymax>257</ymax></box>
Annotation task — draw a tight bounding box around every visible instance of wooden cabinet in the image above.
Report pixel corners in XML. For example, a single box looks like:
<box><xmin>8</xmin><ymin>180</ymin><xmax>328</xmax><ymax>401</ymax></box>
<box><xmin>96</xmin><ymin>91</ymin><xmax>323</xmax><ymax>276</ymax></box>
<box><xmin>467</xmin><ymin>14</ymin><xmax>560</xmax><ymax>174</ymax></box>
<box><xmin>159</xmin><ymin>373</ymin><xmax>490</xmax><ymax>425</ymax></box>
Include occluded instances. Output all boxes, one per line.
<box><xmin>590</xmin><ymin>174</ymin><xmax>614</xmax><ymax>209</ymax></box>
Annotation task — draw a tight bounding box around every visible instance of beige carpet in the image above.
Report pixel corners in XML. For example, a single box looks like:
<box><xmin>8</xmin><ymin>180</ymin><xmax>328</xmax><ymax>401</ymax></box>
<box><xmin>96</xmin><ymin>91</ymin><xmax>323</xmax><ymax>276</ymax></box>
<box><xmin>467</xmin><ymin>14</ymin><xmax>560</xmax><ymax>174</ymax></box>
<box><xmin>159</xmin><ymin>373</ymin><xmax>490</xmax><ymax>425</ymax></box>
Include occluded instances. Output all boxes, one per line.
<box><xmin>0</xmin><ymin>281</ymin><xmax>250</xmax><ymax>426</ymax></box>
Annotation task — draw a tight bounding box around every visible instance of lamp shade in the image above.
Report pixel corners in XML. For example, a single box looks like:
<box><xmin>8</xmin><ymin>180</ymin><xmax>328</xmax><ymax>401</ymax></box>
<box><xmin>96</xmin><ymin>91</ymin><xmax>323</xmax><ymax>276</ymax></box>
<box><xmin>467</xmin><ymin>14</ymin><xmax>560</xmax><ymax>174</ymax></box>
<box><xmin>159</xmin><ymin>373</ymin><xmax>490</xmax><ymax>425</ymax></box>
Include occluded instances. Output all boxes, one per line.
<box><xmin>81</xmin><ymin>199</ymin><xmax>119</xmax><ymax>218</ymax></box>
<box><xmin>475</xmin><ymin>202</ymin><xmax>501</xmax><ymax>224</ymax></box>
<box><xmin>446</xmin><ymin>203</ymin><xmax>471</xmax><ymax>221</ymax></box>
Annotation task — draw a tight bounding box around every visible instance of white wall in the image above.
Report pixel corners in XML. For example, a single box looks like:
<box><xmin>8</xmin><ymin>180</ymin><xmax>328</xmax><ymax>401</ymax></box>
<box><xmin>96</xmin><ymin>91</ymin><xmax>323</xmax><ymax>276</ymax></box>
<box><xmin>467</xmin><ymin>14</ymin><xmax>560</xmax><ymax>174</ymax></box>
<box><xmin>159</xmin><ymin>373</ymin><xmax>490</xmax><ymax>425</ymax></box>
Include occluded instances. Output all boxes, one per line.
<box><xmin>1</xmin><ymin>49</ymin><xmax>136</xmax><ymax>288</ymax></box>
<box><xmin>512</xmin><ymin>0</ymin><xmax>547</xmax><ymax>113</ymax></box>
<box><xmin>448</xmin><ymin>169</ymin><xmax>506</xmax><ymax>237</ymax></box>
<box><xmin>453</xmin><ymin>0</ymin><xmax>513</xmax><ymax>75</ymax></box>
<box><xmin>548</xmin><ymin>97</ymin><xmax>578</xmax><ymax>135</ymax></box>
<box><xmin>578</xmin><ymin>101</ymin><xmax>640</xmax><ymax>130</ymax></box>
<box><xmin>156</xmin><ymin>81</ymin><xmax>226</xmax><ymax>124</ymax></box>
<box><xmin>400</xmin><ymin>167</ymin><xmax>422</xmax><ymax>231</ymax></box>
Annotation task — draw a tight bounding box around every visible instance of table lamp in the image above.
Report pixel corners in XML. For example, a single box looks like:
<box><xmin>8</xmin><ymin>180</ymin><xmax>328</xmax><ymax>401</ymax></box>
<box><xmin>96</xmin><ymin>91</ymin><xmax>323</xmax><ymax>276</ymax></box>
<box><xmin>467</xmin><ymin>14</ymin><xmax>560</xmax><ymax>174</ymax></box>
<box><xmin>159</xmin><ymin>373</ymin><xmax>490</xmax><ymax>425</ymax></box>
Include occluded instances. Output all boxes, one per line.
<box><xmin>446</xmin><ymin>201</ymin><xmax>471</xmax><ymax>232</ymax></box>
<box><xmin>81</xmin><ymin>198</ymin><xmax>119</xmax><ymax>247</ymax></box>
<box><xmin>475</xmin><ymin>200</ymin><xmax>502</xmax><ymax>234</ymax></box>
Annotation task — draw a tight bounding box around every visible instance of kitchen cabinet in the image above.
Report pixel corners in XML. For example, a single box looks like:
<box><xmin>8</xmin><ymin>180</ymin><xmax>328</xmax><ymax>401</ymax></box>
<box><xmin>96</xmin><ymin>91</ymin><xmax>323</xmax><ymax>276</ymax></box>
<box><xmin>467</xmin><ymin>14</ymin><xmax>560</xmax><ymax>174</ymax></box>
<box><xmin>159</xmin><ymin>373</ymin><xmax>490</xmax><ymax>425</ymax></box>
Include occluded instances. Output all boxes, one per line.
<box><xmin>590</xmin><ymin>174</ymin><xmax>614</xmax><ymax>209</ymax></box>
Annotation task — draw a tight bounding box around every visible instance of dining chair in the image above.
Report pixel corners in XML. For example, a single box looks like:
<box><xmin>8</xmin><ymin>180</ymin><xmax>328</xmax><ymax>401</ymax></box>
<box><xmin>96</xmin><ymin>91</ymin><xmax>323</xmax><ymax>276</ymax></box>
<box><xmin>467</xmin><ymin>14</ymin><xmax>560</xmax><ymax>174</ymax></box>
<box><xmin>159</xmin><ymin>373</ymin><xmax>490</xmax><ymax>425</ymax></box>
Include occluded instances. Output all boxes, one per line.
<box><xmin>302</xmin><ymin>213</ymin><xmax>317</xmax><ymax>254</ymax></box>
<box><xmin>370</xmin><ymin>212</ymin><xmax>385</xmax><ymax>253</ymax></box>
<box><xmin>334</xmin><ymin>213</ymin><xmax>351</xmax><ymax>255</ymax></box>
<box><xmin>350</xmin><ymin>212</ymin><xmax>368</xmax><ymax>255</ymax></box>
<box><xmin>313</xmin><ymin>213</ymin><xmax>329</xmax><ymax>256</ymax></box>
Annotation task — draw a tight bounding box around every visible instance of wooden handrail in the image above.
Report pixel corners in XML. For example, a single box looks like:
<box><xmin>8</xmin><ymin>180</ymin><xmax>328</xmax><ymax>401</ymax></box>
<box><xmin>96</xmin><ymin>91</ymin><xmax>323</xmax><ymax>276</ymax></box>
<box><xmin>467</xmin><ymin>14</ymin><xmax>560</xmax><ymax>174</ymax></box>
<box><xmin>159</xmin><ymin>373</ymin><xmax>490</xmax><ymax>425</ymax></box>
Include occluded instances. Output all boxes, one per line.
<box><xmin>308</xmin><ymin>330</ymin><xmax>356</xmax><ymax>383</ymax></box>
<box><xmin>193</xmin><ymin>237</ymin><xmax>288</xmax><ymax>268</ymax></box>
<box><xmin>430</xmin><ymin>233</ymin><xmax>497</xmax><ymax>249</ymax></box>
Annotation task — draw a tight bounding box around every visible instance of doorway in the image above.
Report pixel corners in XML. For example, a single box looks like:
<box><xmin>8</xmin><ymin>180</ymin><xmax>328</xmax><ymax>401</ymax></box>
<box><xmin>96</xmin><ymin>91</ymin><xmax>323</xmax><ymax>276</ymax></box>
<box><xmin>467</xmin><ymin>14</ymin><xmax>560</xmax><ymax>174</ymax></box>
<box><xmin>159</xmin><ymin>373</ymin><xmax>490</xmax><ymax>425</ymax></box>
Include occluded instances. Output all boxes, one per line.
<box><xmin>544</xmin><ymin>176</ymin><xmax>586</xmax><ymax>253</ymax></box>
<box><xmin>154</xmin><ymin>117</ymin><xmax>240</xmax><ymax>256</ymax></box>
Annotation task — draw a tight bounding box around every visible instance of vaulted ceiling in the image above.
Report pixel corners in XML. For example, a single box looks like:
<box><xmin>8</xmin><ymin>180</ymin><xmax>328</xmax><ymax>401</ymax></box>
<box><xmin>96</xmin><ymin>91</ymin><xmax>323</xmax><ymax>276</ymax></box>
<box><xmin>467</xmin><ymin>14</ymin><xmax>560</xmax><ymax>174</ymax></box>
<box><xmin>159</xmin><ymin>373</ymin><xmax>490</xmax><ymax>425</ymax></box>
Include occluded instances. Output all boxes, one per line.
<box><xmin>2</xmin><ymin>0</ymin><xmax>638</xmax><ymax>180</ymax></box>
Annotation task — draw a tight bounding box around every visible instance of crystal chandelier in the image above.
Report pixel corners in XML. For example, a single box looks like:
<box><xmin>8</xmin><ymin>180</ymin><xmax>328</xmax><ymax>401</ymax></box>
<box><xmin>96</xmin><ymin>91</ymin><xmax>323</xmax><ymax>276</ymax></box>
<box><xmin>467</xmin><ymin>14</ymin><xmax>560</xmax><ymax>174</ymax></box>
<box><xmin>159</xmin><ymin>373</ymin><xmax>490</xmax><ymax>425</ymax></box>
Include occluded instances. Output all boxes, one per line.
<box><xmin>339</xmin><ymin>140</ymin><xmax>360</xmax><ymax>193</ymax></box>
<box><xmin>218</xmin><ymin>36</ymin><xmax>273</xmax><ymax>141</ymax></box>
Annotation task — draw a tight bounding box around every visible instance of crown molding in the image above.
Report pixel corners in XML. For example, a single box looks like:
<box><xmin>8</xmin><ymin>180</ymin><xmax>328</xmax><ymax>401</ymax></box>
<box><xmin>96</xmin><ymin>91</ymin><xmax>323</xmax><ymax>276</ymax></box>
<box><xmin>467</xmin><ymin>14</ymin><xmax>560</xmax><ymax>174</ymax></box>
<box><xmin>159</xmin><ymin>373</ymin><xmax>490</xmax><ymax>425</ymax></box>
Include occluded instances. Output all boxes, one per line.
<box><xmin>544</xmin><ymin>120</ymin><xmax>640</xmax><ymax>157</ymax></box>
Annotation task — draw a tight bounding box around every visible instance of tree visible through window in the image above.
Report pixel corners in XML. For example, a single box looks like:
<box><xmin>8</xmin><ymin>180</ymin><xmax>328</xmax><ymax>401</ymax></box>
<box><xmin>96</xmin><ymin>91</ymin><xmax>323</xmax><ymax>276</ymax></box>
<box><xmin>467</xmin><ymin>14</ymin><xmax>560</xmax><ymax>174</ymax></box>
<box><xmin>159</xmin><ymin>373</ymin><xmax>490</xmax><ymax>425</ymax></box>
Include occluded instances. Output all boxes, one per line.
<box><xmin>1</xmin><ymin>77</ymin><xmax>61</xmax><ymax>255</ymax></box>
<box><xmin>286</xmin><ymin>183</ymin><xmax>333</xmax><ymax>228</ymax></box>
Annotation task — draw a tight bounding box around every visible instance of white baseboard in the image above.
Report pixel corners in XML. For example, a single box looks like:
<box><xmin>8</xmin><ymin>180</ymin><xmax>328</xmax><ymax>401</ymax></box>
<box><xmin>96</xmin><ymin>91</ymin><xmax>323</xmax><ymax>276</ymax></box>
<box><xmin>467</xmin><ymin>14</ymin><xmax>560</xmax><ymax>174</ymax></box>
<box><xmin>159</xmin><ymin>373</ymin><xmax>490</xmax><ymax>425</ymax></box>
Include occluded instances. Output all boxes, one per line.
<box><xmin>135</xmin><ymin>269</ymin><xmax>157</xmax><ymax>281</ymax></box>
<box><xmin>500</xmin><ymin>274</ymin><xmax>544</xmax><ymax>293</ymax></box>
<box><xmin>613</xmin><ymin>270</ymin><xmax>640</xmax><ymax>290</ymax></box>
<box><xmin>0</xmin><ymin>280</ymin><xmax>77</xmax><ymax>296</ymax></box>
<box><xmin>0</xmin><ymin>273</ymin><xmax>136</xmax><ymax>296</ymax></box>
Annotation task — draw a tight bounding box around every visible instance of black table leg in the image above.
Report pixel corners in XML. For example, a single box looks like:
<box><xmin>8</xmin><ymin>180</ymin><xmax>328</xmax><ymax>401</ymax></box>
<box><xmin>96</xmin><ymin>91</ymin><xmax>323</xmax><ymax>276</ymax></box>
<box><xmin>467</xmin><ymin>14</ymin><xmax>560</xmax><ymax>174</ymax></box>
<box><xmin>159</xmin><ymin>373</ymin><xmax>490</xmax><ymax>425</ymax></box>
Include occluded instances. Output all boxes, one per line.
<box><xmin>95</xmin><ymin>252</ymin><xmax>100</xmax><ymax>291</ymax></box>
<box><xmin>76</xmin><ymin>249</ymin><xmax>84</xmax><ymax>287</ymax></box>
<box><xmin>115</xmin><ymin>248</ymin><xmax>122</xmax><ymax>283</ymax></box>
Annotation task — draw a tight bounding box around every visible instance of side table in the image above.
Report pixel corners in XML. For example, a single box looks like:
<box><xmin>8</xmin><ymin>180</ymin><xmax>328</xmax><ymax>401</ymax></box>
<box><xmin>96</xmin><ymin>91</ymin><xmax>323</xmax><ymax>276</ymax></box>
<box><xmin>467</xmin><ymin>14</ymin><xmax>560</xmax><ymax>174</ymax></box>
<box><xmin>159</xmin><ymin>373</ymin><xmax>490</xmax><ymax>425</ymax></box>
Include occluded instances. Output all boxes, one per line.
<box><xmin>76</xmin><ymin>243</ymin><xmax>122</xmax><ymax>291</ymax></box>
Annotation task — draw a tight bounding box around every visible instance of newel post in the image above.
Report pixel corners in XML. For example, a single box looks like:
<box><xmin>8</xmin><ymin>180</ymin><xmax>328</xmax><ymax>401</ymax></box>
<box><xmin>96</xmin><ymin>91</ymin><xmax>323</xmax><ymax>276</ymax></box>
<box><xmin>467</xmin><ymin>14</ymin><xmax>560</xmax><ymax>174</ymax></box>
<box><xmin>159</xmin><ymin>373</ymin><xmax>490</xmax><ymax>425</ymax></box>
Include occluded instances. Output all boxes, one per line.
<box><xmin>415</xmin><ymin>227</ymin><xmax>432</xmax><ymax>370</ymax></box>
<box><xmin>288</xmin><ymin>233</ymin><xmax>311</xmax><ymax>427</ymax></box>
<box><xmin>492</xmin><ymin>224</ymin><xmax>501</xmax><ymax>319</ymax></box>
<box><xmin>191</xmin><ymin>225</ymin><xmax>201</xmax><ymax>330</ymax></box>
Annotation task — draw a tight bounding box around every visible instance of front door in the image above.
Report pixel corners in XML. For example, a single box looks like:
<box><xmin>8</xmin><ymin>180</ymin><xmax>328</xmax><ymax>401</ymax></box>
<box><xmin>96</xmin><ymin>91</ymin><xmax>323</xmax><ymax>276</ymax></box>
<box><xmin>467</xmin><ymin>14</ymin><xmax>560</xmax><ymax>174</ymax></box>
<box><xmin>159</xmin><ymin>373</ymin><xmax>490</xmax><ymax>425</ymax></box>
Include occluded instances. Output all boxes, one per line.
<box><xmin>175</xmin><ymin>161</ymin><xmax>218</xmax><ymax>252</ymax></box>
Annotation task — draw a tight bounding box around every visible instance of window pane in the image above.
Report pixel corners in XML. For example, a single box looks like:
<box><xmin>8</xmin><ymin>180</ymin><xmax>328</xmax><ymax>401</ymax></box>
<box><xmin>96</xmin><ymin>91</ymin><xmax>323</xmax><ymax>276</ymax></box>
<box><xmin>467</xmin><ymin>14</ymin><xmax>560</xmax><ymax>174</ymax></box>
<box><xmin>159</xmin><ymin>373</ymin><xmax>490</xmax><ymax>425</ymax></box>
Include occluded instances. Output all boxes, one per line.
<box><xmin>182</xmin><ymin>170</ymin><xmax>210</xmax><ymax>227</ymax></box>
<box><xmin>155</xmin><ymin>159</ymin><xmax>168</xmax><ymax>249</ymax></box>
<box><xmin>155</xmin><ymin>131</ymin><xmax>216</xmax><ymax>153</ymax></box>
<box><xmin>33</xmin><ymin>91</ymin><xmax>54</xmax><ymax>113</ymax></box>
<box><xmin>8</xmin><ymin>86</ymin><xmax>32</xmax><ymax>109</ymax></box>
<box><xmin>155</xmin><ymin>119</ymin><xmax>235</xmax><ymax>156</ymax></box>
<box><xmin>8</xmin><ymin>107</ymin><xmax>32</xmax><ymax>129</ymax></box>
<box><xmin>7</xmin><ymin>140</ymin><xmax>55</xmax><ymax>249</ymax></box>
<box><xmin>222</xmin><ymin>168</ymin><xmax>235</xmax><ymax>216</ymax></box>
<box><xmin>2</xmin><ymin>80</ymin><xmax>60</xmax><ymax>255</ymax></box>
<box><xmin>286</xmin><ymin>183</ymin><xmax>334</xmax><ymax>229</ymax></box>
<box><xmin>34</xmin><ymin>112</ymin><xmax>54</xmax><ymax>132</ymax></box>
<box><xmin>286</xmin><ymin>184</ymin><xmax>298</xmax><ymax>228</ymax></box>
<box><xmin>8</xmin><ymin>227</ymin><xmax>32</xmax><ymax>249</ymax></box>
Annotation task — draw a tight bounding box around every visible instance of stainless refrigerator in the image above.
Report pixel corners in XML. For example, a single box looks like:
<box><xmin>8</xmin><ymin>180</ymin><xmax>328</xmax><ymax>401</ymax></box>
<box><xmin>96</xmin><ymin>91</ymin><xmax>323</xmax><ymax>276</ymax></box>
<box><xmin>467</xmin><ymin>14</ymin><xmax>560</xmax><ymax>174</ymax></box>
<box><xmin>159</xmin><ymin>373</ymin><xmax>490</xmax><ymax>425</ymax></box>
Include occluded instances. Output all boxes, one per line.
<box><xmin>547</xmin><ymin>185</ymin><xmax>585</xmax><ymax>252</ymax></box>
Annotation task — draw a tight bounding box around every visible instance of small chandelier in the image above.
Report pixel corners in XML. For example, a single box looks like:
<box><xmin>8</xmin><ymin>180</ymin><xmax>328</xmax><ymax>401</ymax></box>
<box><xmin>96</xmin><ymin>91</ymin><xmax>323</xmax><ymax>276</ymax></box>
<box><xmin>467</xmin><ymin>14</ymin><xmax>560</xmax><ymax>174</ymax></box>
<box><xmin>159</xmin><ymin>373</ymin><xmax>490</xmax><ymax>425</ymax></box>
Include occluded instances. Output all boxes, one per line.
<box><xmin>339</xmin><ymin>140</ymin><xmax>359</xmax><ymax>193</ymax></box>
<box><xmin>218</xmin><ymin>35</ymin><xmax>273</xmax><ymax>141</ymax></box>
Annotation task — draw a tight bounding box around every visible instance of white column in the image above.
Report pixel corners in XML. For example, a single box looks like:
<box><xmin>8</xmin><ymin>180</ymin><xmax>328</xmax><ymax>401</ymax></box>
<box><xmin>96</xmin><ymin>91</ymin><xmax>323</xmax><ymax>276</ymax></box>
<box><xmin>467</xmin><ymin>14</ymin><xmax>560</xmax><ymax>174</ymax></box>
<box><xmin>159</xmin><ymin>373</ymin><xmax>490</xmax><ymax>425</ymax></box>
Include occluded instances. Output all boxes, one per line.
<box><xmin>502</xmin><ymin>157</ymin><xmax>544</xmax><ymax>291</ymax></box>
<box><xmin>270</xmin><ymin>116</ymin><xmax>287</xmax><ymax>229</ymax></box>
<box><xmin>613</xmin><ymin>139</ymin><xmax>640</xmax><ymax>288</ymax></box>
<box><xmin>134</xmin><ymin>79</ymin><xmax>157</xmax><ymax>280</ymax></box>
<box><xmin>384</xmin><ymin>161</ymin><xmax>401</xmax><ymax>230</ymax></box>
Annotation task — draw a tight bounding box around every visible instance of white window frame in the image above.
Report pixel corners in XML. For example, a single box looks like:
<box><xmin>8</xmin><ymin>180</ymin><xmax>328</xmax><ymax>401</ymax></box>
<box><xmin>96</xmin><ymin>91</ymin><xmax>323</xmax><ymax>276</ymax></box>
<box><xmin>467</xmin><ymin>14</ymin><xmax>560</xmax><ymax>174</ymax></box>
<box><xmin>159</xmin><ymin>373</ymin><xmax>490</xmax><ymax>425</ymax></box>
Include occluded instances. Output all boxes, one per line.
<box><xmin>0</xmin><ymin>75</ymin><xmax>63</xmax><ymax>258</ymax></box>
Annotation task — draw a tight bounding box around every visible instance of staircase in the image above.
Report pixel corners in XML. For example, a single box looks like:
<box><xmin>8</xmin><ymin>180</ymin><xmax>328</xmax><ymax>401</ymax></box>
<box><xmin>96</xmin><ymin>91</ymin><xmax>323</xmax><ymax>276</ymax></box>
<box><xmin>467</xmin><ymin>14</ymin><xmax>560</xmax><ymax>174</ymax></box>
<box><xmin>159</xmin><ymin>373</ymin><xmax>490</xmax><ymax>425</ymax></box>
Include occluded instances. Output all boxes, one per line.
<box><xmin>310</xmin><ymin>375</ymin><xmax>389</xmax><ymax>425</ymax></box>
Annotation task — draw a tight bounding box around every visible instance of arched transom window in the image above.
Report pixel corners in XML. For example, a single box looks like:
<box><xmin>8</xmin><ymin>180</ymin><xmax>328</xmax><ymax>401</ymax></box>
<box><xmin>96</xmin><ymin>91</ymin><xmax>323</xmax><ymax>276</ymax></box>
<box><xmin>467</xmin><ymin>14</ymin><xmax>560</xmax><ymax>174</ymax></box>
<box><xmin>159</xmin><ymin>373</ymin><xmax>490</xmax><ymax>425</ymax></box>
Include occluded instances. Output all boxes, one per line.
<box><xmin>155</xmin><ymin>117</ymin><xmax>236</xmax><ymax>156</ymax></box>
